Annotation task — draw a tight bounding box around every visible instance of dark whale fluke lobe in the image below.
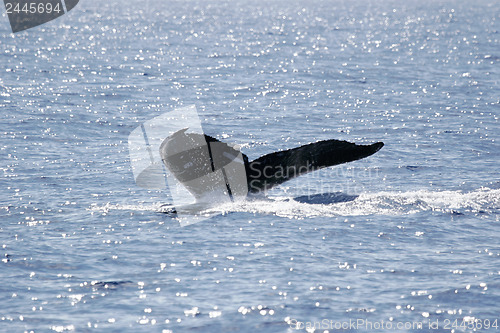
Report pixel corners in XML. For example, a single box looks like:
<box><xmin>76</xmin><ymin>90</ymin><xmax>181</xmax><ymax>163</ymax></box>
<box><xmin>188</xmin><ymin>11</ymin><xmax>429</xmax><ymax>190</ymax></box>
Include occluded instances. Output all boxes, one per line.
<box><xmin>159</xmin><ymin>129</ymin><xmax>384</xmax><ymax>201</ymax></box>
<box><xmin>246</xmin><ymin>140</ymin><xmax>384</xmax><ymax>193</ymax></box>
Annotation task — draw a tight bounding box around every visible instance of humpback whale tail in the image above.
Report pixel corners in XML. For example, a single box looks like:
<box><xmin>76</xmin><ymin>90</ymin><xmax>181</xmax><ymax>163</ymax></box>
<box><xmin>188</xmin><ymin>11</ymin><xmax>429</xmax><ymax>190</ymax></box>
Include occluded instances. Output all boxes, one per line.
<box><xmin>159</xmin><ymin>129</ymin><xmax>384</xmax><ymax>199</ymax></box>
<box><xmin>246</xmin><ymin>139</ymin><xmax>384</xmax><ymax>193</ymax></box>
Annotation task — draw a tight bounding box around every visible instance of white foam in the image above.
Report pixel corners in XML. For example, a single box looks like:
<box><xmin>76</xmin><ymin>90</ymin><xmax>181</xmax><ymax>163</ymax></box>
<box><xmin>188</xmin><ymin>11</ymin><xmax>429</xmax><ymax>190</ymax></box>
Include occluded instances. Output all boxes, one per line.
<box><xmin>89</xmin><ymin>188</ymin><xmax>500</xmax><ymax>219</ymax></box>
<box><xmin>88</xmin><ymin>202</ymin><xmax>171</xmax><ymax>213</ymax></box>
<box><xmin>209</xmin><ymin>187</ymin><xmax>500</xmax><ymax>219</ymax></box>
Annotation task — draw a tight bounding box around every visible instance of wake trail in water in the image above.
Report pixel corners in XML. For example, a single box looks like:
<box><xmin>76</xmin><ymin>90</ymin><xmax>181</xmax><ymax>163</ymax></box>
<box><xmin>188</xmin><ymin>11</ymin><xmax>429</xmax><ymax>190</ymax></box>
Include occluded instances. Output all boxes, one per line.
<box><xmin>212</xmin><ymin>187</ymin><xmax>500</xmax><ymax>219</ymax></box>
<box><xmin>90</xmin><ymin>188</ymin><xmax>500</xmax><ymax>219</ymax></box>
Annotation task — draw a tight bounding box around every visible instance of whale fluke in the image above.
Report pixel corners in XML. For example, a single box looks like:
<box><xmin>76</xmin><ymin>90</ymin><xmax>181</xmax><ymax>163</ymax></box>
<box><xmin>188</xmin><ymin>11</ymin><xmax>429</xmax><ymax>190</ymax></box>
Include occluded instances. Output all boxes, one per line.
<box><xmin>159</xmin><ymin>129</ymin><xmax>384</xmax><ymax>200</ymax></box>
<box><xmin>246</xmin><ymin>140</ymin><xmax>384</xmax><ymax>193</ymax></box>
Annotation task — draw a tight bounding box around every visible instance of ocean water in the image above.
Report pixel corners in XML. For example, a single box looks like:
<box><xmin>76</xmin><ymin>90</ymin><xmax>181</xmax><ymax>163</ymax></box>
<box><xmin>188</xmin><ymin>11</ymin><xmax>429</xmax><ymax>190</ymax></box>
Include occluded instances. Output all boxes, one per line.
<box><xmin>1</xmin><ymin>0</ymin><xmax>499</xmax><ymax>332</ymax></box>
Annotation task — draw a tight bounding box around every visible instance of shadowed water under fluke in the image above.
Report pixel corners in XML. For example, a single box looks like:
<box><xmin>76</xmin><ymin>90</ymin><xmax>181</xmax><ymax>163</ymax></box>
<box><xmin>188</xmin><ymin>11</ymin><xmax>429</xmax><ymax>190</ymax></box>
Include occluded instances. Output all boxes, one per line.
<box><xmin>293</xmin><ymin>192</ymin><xmax>359</xmax><ymax>204</ymax></box>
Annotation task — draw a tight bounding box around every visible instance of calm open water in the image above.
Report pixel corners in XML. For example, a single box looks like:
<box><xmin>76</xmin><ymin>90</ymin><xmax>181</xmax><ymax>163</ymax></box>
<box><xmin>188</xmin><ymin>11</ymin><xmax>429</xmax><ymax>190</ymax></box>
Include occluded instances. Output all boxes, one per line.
<box><xmin>1</xmin><ymin>0</ymin><xmax>499</xmax><ymax>332</ymax></box>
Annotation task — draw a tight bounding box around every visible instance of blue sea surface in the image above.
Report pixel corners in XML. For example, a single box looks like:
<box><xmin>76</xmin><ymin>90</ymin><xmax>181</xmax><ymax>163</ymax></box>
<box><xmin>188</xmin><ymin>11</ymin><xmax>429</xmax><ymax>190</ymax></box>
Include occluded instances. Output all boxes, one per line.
<box><xmin>1</xmin><ymin>0</ymin><xmax>499</xmax><ymax>332</ymax></box>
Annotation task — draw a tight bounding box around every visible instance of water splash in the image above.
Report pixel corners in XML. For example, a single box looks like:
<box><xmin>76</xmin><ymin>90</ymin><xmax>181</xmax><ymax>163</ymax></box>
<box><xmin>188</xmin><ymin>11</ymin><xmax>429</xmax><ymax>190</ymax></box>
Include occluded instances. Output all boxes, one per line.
<box><xmin>91</xmin><ymin>187</ymin><xmax>500</xmax><ymax>220</ymax></box>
